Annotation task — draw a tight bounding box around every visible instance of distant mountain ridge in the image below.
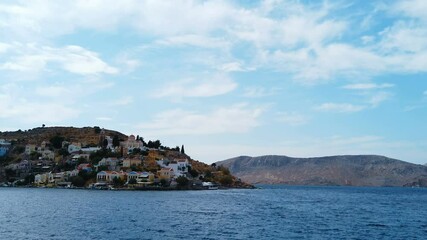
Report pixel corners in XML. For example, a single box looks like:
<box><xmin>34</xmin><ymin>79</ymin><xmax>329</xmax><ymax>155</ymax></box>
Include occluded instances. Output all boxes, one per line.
<box><xmin>216</xmin><ymin>155</ymin><xmax>427</xmax><ymax>187</ymax></box>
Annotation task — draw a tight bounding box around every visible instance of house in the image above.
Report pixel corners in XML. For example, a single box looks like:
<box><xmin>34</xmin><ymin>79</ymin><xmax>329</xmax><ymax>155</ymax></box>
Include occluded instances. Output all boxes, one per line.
<box><xmin>0</xmin><ymin>139</ymin><xmax>11</xmax><ymax>157</ymax></box>
<box><xmin>80</xmin><ymin>147</ymin><xmax>101</xmax><ymax>154</ymax></box>
<box><xmin>67</xmin><ymin>142</ymin><xmax>82</xmax><ymax>153</ymax></box>
<box><xmin>34</xmin><ymin>172</ymin><xmax>54</xmax><ymax>185</ymax></box>
<box><xmin>53</xmin><ymin>172</ymin><xmax>66</xmax><ymax>184</ymax></box>
<box><xmin>157</xmin><ymin>168</ymin><xmax>174</xmax><ymax>180</ymax></box>
<box><xmin>123</xmin><ymin>158</ymin><xmax>142</xmax><ymax>168</ymax></box>
<box><xmin>40</xmin><ymin>150</ymin><xmax>55</xmax><ymax>160</ymax></box>
<box><xmin>121</xmin><ymin>135</ymin><xmax>144</xmax><ymax>154</ymax></box>
<box><xmin>25</xmin><ymin>144</ymin><xmax>37</xmax><ymax>155</ymax></box>
<box><xmin>70</xmin><ymin>154</ymin><xmax>90</xmax><ymax>164</ymax></box>
<box><xmin>40</xmin><ymin>141</ymin><xmax>50</xmax><ymax>151</ymax></box>
<box><xmin>96</xmin><ymin>157</ymin><xmax>120</xmax><ymax>171</ymax></box>
<box><xmin>96</xmin><ymin>171</ymin><xmax>127</xmax><ymax>183</ymax></box>
<box><xmin>156</xmin><ymin>158</ymin><xmax>191</xmax><ymax>178</ymax></box>
<box><xmin>138</xmin><ymin>172</ymin><xmax>154</xmax><ymax>183</ymax></box>
<box><xmin>126</xmin><ymin>171</ymin><xmax>155</xmax><ymax>184</ymax></box>
<box><xmin>168</xmin><ymin>158</ymin><xmax>191</xmax><ymax>177</ymax></box>
<box><xmin>77</xmin><ymin>163</ymin><xmax>92</xmax><ymax>172</ymax></box>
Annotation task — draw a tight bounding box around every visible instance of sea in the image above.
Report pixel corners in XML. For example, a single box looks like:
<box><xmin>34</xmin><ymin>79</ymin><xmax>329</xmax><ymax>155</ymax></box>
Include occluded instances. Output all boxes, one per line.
<box><xmin>0</xmin><ymin>185</ymin><xmax>426</xmax><ymax>239</ymax></box>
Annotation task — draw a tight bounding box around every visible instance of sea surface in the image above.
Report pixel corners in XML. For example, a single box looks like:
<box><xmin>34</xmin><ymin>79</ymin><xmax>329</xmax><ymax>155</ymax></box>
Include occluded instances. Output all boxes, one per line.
<box><xmin>0</xmin><ymin>185</ymin><xmax>426</xmax><ymax>239</ymax></box>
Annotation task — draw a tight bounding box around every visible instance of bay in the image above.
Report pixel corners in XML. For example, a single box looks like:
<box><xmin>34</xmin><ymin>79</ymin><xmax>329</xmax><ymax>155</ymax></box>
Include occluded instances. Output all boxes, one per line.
<box><xmin>0</xmin><ymin>185</ymin><xmax>426</xmax><ymax>239</ymax></box>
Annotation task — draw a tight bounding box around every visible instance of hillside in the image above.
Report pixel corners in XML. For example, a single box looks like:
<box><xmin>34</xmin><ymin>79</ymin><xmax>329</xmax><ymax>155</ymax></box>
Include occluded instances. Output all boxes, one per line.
<box><xmin>216</xmin><ymin>155</ymin><xmax>427</xmax><ymax>187</ymax></box>
<box><xmin>0</xmin><ymin>126</ymin><xmax>251</xmax><ymax>188</ymax></box>
<box><xmin>0</xmin><ymin>126</ymin><xmax>127</xmax><ymax>146</ymax></box>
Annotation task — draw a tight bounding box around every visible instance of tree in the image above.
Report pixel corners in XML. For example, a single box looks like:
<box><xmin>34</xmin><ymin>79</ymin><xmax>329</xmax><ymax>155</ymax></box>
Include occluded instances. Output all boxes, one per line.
<box><xmin>42</xmin><ymin>124</ymin><xmax>45</xmax><ymax>128</ymax></box>
<box><xmin>113</xmin><ymin>176</ymin><xmax>124</xmax><ymax>187</ymax></box>
<box><xmin>188</xmin><ymin>166</ymin><xmax>198</xmax><ymax>178</ymax></box>
<box><xmin>58</xmin><ymin>148</ymin><xmax>70</xmax><ymax>157</ymax></box>
<box><xmin>94</xmin><ymin>126</ymin><xmax>101</xmax><ymax>134</ymax></box>
<box><xmin>176</xmin><ymin>176</ymin><xmax>189</xmax><ymax>187</ymax></box>
<box><xmin>147</xmin><ymin>140</ymin><xmax>161</xmax><ymax>149</ymax></box>
<box><xmin>102</xmin><ymin>138</ymin><xmax>108</xmax><ymax>149</ymax></box>
<box><xmin>112</xmin><ymin>135</ymin><xmax>120</xmax><ymax>148</ymax></box>
<box><xmin>128</xmin><ymin>178</ymin><xmax>137</xmax><ymax>185</ymax></box>
<box><xmin>181</xmin><ymin>145</ymin><xmax>185</xmax><ymax>154</ymax></box>
<box><xmin>219</xmin><ymin>175</ymin><xmax>233</xmax><ymax>186</ymax></box>
<box><xmin>160</xmin><ymin>179</ymin><xmax>168</xmax><ymax>187</ymax></box>
<box><xmin>211</xmin><ymin>163</ymin><xmax>217</xmax><ymax>168</ymax></box>
<box><xmin>70</xmin><ymin>176</ymin><xmax>86</xmax><ymax>187</ymax></box>
<box><xmin>50</xmin><ymin>135</ymin><xmax>65</xmax><ymax>149</ymax></box>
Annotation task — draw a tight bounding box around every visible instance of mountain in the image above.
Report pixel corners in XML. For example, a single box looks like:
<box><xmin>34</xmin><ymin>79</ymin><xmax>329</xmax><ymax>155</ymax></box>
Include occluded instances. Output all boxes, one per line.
<box><xmin>216</xmin><ymin>155</ymin><xmax>427</xmax><ymax>187</ymax></box>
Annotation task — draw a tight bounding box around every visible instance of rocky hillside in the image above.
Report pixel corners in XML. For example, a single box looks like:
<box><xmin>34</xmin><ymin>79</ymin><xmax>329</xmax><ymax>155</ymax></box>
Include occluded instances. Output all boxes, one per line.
<box><xmin>216</xmin><ymin>155</ymin><xmax>427</xmax><ymax>187</ymax></box>
<box><xmin>0</xmin><ymin>126</ymin><xmax>127</xmax><ymax>146</ymax></box>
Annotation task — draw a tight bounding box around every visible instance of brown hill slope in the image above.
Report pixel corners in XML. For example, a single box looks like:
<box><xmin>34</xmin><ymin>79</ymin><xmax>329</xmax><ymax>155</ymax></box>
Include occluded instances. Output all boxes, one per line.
<box><xmin>0</xmin><ymin>126</ymin><xmax>127</xmax><ymax>146</ymax></box>
<box><xmin>216</xmin><ymin>155</ymin><xmax>427</xmax><ymax>187</ymax></box>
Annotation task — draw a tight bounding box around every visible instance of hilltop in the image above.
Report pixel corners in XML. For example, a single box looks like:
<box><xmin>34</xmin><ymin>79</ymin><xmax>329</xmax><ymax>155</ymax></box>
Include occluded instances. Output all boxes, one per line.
<box><xmin>216</xmin><ymin>155</ymin><xmax>427</xmax><ymax>187</ymax></box>
<box><xmin>0</xmin><ymin>126</ymin><xmax>127</xmax><ymax>146</ymax></box>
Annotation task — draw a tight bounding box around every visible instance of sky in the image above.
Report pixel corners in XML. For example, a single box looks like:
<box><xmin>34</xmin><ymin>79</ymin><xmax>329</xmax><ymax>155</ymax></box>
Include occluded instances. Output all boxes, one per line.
<box><xmin>0</xmin><ymin>0</ymin><xmax>427</xmax><ymax>164</ymax></box>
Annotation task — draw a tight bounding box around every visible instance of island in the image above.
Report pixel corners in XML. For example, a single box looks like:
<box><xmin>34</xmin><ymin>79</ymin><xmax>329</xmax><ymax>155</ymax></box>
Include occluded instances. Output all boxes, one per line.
<box><xmin>0</xmin><ymin>126</ymin><xmax>253</xmax><ymax>190</ymax></box>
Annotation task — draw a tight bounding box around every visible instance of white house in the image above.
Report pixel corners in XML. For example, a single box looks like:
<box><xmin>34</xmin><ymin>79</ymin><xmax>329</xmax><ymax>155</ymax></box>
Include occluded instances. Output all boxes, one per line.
<box><xmin>81</xmin><ymin>147</ymin><xmax>101</xmax><ymax>154</ymax></box>
<box><xmin>157</xmin><ymin>158</ymin><xmax>191</xmax><ymax>178</ymax></box>
<box><xmin>67</xmin><ymin>143</ymin><xmax>82</xmax><ymax>153</ymax></box>
<box><xmin>34</xmin><ymin>172</ymin><xmax>54</xmax><ymax>185</ymax></box>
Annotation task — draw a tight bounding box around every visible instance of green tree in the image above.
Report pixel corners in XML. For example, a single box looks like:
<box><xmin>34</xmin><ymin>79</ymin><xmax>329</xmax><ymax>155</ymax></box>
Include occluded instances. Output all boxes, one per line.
<box><xmin>113</xmin><ymin>176</ymin><xmax>124</xmax><ymax>187</ymax></box>
<box><xmin>50</xmin><ymin>135</ymin><xmax>65</xmax><ymax>149</ymax></box>
<box><xmin>102</xmin><ymin>139</ymin><xmax>108</xmax><ymax>148</ymax></box>
<box><xmin>70</xmin><ymin>176</ymin><xmax>86</xmax><ymax>187</ymax></box>
<box><xmin>160</xmin><ymin>178</ymin><xmax>168</xmax><ymax>187</ymax></box>
<box><xmin>181</xmin><ymin>145</ymin><xmax>185</xmax><ymax>154</ymax></box>
<box><xmin>147</xmin><ymin>140</ymin><xmax>161</xmax><ymax>149</ymax></box>
<box><xmin>188</xmin><ymin>166</ymin><xmax>199</xmax><ymax>178</ymax></box>
<box><xmin>219</xmin><ymin>175</ymin><xmax>233</xmax><ymax>186</ymax></box>
<box><xmin>58</xmin><ymin>148</ymin><xmax>70</xmax><ymax>157</ymax></box>
<box><xmin>12</xmin><ymin>146</ymin><xmax>25</xmax><ymax>154</ymax></box>
<box><xmin>112</xmin><ymin>135</ymin><xmax>120</xmax><ymax>148</ymax></box>
<box><xmin>94</xmin><ymin>126</ymin><xmax>101</xmax><ymax>134</ymax></box>
<box><xmin>176</xmin><ymin>176</ymin><xmax>189</xmax><ymax>187</ymax></box>
<box><xmin>128</xmin><ymin>178</ymin><xmax>137</xmax><ymax>184</ymax></box>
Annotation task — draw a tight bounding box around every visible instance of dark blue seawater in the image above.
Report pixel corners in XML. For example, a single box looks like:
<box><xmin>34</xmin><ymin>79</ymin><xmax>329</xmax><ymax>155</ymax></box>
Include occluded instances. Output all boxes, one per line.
<box><xmin>1</xmin><ymin>185</ymin><xmax>426</xmax><ymax>239</ymax></box>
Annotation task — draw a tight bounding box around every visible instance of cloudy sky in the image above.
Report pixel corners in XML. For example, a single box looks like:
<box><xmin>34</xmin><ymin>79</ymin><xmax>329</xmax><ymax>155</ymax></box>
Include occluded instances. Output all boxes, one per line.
<box><xmin>1</xmin><ymin>0</ymin><xmax>427</xmax><ymax>164</ymax></box>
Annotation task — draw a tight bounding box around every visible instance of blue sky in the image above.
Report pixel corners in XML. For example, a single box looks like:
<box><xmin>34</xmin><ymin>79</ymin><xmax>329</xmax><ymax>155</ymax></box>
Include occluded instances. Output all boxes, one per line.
<box><xmin>1</xmin><ymin>0</ymin><xmax>427</xmax><ymax>164</ymax></box>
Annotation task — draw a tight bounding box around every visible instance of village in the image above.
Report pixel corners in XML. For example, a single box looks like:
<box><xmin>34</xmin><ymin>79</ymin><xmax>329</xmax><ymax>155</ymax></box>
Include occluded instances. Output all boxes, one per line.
<box><xmin>0</xmin><ymin>128</ymin><xmax>237</xmax><ymax>190</ymax></box>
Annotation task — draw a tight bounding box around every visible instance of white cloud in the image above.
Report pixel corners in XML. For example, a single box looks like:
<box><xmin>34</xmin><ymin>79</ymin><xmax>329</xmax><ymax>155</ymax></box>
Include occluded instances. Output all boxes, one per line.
<box><xmin>0</xmin><ymin>43</ymin><xmax>118</xmax><ymax>75</ymax></box>
<box><xmin>392</xmin><ymin>0</ymin><xmax>427</xmax><ymax>22</ymax></box>
<box><xmin>0</xmin><ymin>90</ymin><xmax>79</xmax><ymax>124</ymax></box>
<box><xmin>155</xmin><ymin>74</ymin><xmax>237</xmax><ymax>99</ymax></box>
<box><xmin>0</xmin><ymin>42</ymin><xmax>10</xmax><ymax>53</ymax></box>
<box><xmin>342</xmin><ymin>83</ymin><xmax>394</xmax><ymax>90</ymax></box>
<box><xmin>156</xmin><ymin>35</ymin><xmax>230</xmax><ymax>49</ymax></box>
<box><xmin>218</xmin><ymin>62</ymin><xmax>249</xmax><ymax>72</ymax></box>
<box><xmin>138</xmin><ymin>104</ymin><xmax>263</xmax><ymax>136</ymax></box>
<box><xmin>35</xmin><ymin>86</ymin><xmax>70</xmax><ymax>98</ymax></box>
<box><xmin>243</xmin><ymin>86</ymin><xmax>280</xmax><ymax>98</ymax></box>
<box><xmin>368</xmin><ymin>92</ymin><xmax>392</xmax><ymax>107</ymax></box>
<box><xmin>315</xmin><ymin>103</ymin><xmax>366</xmax><ymax>113</ymax></box>
<box><xmin>110</xmin><ymin>96</ymin><xmax>133</xmax><ymax>106</ymax></box>
<box><xmin>276</xmin><ymin>112</ymin><xmax>309</xmax><ymax>126</ymax></box>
